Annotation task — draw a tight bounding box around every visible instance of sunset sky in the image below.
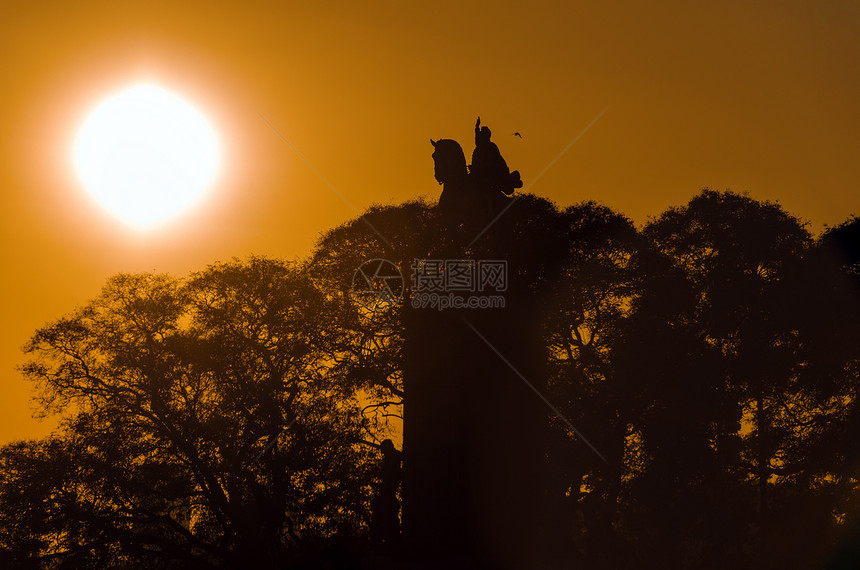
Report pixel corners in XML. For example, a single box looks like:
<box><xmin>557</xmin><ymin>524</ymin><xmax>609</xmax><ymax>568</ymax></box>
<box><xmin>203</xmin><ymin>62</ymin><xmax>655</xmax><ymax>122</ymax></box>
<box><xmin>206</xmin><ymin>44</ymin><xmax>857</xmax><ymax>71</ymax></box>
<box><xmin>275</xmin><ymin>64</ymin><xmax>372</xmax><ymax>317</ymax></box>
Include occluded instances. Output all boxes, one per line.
<box><xmin>1</xmin><ymin>0</ymin><xmax>858</xmax><ymax>443</ymax></box>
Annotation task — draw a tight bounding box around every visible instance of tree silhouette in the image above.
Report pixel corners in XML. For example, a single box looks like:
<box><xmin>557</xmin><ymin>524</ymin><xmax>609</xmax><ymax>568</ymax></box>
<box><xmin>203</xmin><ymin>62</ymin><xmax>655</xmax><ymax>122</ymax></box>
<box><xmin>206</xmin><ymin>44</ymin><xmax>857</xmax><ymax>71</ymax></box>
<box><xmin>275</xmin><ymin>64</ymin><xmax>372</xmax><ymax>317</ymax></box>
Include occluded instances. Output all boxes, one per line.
<box><xmin>4</xmin><ymin>259</ymin><xmax>378</xmax><ymax>568</ymax></box>
<box><xmin>615</xmin><ymin>191</ymin><xmax>859</xmax><ymax>569</ymax></box>
<box><xmin>2</xmin><ymin>189</ymin><xmax>859</xmax><ymax>569</ymax></box>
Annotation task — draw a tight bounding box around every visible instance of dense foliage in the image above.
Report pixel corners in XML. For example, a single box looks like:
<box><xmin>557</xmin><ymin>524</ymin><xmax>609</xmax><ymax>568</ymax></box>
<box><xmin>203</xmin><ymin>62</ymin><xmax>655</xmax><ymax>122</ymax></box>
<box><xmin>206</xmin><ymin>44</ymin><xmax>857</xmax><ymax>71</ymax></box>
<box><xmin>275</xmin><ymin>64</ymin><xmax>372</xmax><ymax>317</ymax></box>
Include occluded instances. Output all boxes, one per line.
<box><xmin>2</xmin><ymin>190</ymin><xmax>859</xmax><ymax>568</ymax></box>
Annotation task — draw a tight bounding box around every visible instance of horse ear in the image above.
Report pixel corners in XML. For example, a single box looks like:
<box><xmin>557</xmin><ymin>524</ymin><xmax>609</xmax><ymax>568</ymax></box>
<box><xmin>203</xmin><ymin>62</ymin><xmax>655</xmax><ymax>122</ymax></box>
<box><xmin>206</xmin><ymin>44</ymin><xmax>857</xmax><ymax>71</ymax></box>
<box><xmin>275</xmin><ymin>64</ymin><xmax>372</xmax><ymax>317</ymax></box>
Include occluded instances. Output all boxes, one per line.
<box><xmin>430</xmin><ymin>138</ymin><xmax>437</xmax><ymax>147</ymax></box>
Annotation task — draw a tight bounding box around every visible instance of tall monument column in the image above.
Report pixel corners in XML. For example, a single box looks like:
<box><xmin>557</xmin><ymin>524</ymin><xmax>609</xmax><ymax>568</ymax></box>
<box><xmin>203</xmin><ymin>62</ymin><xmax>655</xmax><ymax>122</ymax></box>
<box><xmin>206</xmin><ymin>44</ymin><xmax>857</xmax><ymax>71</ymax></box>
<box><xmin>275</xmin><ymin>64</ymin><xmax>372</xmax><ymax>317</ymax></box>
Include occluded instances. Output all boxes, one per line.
<box><xmin>402</xmin><ymin>122</ymin><xmax>547</xmax><ymax>569</ymax></box>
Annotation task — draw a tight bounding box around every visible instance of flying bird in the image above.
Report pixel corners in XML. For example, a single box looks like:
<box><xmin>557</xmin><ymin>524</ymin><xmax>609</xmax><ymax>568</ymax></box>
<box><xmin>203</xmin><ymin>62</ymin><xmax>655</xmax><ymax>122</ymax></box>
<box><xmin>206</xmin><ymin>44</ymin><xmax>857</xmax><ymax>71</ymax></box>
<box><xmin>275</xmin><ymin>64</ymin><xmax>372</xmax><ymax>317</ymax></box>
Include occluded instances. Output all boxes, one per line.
<box><xmin>513</xmin><ymin>132</ymin><xmax>522</xmax><ymax>138</ymax></box>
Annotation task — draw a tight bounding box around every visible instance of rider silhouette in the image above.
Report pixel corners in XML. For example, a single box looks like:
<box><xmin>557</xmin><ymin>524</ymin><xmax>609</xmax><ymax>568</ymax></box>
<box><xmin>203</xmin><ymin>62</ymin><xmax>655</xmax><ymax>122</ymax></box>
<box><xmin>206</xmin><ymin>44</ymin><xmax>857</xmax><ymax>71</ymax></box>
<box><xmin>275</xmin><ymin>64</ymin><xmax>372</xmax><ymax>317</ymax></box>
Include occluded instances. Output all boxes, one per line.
<box><xmin>470</xmin><ymin>117</ymin><xmax>523</xmax><ymax>197</ymax></box>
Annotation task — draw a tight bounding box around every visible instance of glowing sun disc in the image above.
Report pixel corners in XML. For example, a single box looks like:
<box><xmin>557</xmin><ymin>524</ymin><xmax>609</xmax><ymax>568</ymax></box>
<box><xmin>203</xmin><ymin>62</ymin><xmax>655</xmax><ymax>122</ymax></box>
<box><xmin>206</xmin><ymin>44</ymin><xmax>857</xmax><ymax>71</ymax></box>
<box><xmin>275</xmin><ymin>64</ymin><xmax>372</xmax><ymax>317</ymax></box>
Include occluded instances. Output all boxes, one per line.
<box><xmin>73</xmin><ymin>83</ymin><xmax>221</xmax><ymax>229</ymax></box>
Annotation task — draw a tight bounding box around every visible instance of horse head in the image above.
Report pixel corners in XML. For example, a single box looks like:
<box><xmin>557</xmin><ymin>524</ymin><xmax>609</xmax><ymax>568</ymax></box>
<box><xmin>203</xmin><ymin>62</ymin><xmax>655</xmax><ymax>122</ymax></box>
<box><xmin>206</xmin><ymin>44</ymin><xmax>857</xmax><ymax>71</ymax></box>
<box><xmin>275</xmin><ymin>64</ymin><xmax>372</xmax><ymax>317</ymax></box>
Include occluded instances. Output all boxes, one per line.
<box><xmin>430</xmin><ymin>138</ymin><xmax>467</xmax><ymax>185</ymax></box>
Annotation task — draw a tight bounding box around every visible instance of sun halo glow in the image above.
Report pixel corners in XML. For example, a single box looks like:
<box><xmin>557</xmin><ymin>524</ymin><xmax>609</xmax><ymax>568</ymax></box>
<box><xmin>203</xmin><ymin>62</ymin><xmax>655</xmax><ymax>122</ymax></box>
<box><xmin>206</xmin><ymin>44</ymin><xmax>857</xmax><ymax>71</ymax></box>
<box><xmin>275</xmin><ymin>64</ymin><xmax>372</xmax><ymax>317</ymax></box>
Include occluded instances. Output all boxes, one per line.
<box><xmin>72</xmin><ymin>83</ymin><xmax>222</xmax><ymax>230</ymax></box>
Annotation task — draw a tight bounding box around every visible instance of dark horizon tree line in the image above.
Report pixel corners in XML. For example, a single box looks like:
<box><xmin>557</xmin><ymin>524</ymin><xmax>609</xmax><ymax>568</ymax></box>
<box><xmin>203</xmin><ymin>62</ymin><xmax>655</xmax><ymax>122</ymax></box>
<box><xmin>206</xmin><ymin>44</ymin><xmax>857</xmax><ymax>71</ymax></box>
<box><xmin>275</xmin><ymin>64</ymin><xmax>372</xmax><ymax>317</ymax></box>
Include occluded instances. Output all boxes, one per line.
<box><xmin>0</xmin><ymin>188</ymin><xmax>858</xmax><ymax>569</ymax></box>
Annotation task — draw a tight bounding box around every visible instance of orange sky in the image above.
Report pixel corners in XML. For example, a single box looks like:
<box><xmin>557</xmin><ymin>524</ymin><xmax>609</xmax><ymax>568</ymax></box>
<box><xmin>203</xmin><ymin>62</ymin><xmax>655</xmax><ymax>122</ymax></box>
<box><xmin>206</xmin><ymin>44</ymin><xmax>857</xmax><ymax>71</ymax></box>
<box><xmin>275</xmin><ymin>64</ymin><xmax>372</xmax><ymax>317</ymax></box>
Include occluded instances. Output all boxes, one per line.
<box><xmin>1</xmin><ymin>0</ymin><xmax>858</xmax><ymax>443</ymax></box>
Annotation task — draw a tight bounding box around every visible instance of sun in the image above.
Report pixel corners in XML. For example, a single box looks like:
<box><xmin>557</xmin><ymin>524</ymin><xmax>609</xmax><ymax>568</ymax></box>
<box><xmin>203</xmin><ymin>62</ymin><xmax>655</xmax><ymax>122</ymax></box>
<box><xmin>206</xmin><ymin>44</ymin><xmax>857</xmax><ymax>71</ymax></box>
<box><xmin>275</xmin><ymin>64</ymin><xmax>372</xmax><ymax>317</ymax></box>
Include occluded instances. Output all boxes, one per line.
<box><xmin>73</xmin><ymin>83</ymin><xmax>222</xmax><ymax>229</ymax></box>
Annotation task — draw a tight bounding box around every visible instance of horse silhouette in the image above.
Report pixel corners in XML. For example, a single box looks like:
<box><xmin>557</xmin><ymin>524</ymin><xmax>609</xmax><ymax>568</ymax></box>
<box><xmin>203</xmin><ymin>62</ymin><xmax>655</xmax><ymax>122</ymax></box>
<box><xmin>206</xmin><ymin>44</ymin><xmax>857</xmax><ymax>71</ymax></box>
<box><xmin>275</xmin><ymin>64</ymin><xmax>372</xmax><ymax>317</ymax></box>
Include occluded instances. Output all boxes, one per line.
<box><xmin>432</xmin><ymin>119</ymin><xmax>520</xmax><ymax>230</ymax></box>
<box><xmin>431</xmin><ymin>138</ymin><xmax>474</xmax><ymax>221</ymax></box>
